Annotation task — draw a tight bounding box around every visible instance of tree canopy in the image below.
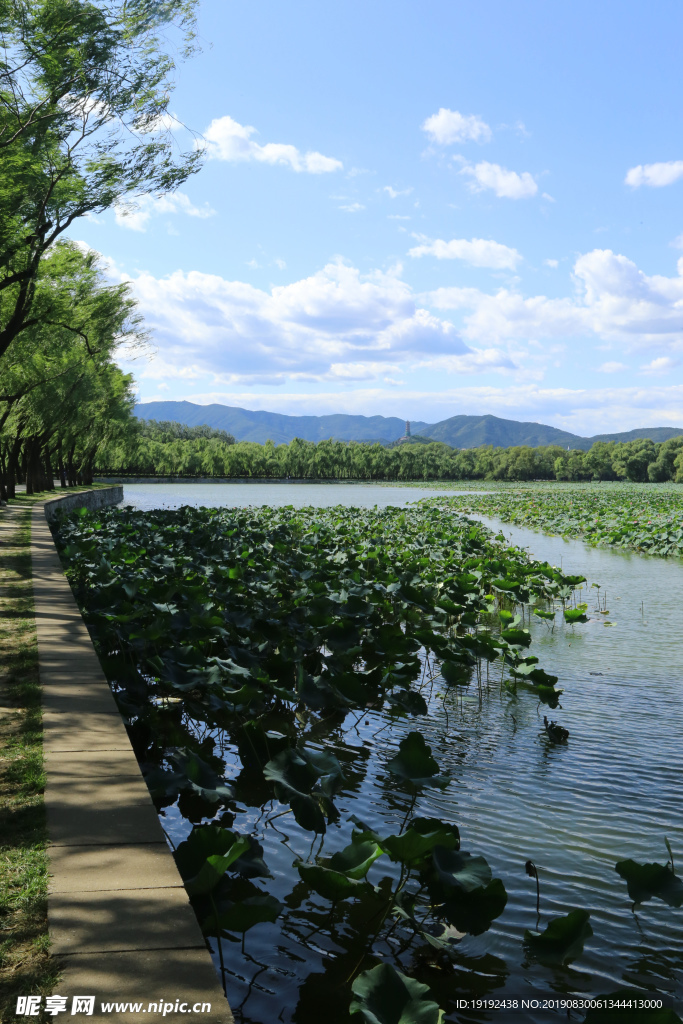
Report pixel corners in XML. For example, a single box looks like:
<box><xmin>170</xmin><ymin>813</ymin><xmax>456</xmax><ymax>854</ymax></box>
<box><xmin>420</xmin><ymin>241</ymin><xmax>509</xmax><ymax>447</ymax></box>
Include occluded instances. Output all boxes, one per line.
<box><xmin>0</xmin><ymin>240</ymin><xmax>140</xmax><ymax>495</ymax></box>
<box><xmin>0</xmin><ymin>0</ymin><xmax>201</xmax><ymax>359</ymax></box>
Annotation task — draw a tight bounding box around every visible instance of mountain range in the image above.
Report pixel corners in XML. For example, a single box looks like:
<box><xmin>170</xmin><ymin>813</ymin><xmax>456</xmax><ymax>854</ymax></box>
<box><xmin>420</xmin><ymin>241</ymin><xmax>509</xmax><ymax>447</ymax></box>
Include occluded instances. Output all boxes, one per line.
<box><xmin>134</xmin><ymin>400</ymin><xmax>683</xmax><ymax>451</ymax></box>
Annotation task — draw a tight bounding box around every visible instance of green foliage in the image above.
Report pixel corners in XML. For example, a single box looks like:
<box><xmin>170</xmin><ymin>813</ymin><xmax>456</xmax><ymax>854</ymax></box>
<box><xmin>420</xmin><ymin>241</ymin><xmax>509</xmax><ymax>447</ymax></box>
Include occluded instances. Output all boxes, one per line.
<box><xmin>175</xmin><ymin>825</ymin><xmax>270</xmax><ymax>885</ymax></box>
<box><xmin>379</xmin><ymin>819</ymin><xmax>460</xmax><ymax>867</ymax></box>
<box><xmin>264</xmin><ymin>746</ymin><xmax>345</xmax><ymax>834</ymax></box>
<box><xmin>615</xmin><ymin>859</ymin><xmax>683</xmax><ymax>907</ymax></box>
<box><xmin>143</xmin><ymin>747</ymin><xmax>234</xmax><ymax>804</ymax></box>
<box><xmin>426</xmin><ymin>848</ymin><xmax>508</xmax><ymax>935</ymax></box>
<box><xmin>524</xmin><ymin>909</ymin><xmax>593</xmax><ymax>965</ymax></box>
<box><xmin>437</xmin><ymin>485</ymin><xmax>683</xmax><ymax>559</ymax></box>
<box><xmin>0</xmin><ymin>0</ymin><xmax>201</xmax><ymax>360</ymax></box>
<box><xmin>0</xmin><ymin>241</ymin><xmax>140</xmax><ymax>496</ymax></box>
<box><xmin>296</xmin><ymin>861</ymin><xmax>369</xmax><ymax>902</ymax></box>
<box><xmin>564</xmin><ymin>605</ymin><xmax>589</xmax><ymax>624</ymax></box>
<box><xmin>328</xmin><ymin>837</ymin><xmax>384</xmax><ymax>879</ymax></box>
<box><xmin>52</xmin><ymin>502</ymin><xmax>593</xmax><ymax>1009</ymax></box>
<box><xmin>94</xmin><ymin>428</ymin><xmax>683</xmax><ymax>483</ymax></box>
<box><xmin>386</xmin><ymin>732</ymin><xmax>449</xmax><ymax>790</ymax></box>
<box><xmin>202</xmin><ymin>890</ymin><xmax>284</xmax><ymax>936</ymax></box>
<box><xmin>350</xmin><ymin>964</ymin><xmax>445</xmax><ymax>1024</ymax></box>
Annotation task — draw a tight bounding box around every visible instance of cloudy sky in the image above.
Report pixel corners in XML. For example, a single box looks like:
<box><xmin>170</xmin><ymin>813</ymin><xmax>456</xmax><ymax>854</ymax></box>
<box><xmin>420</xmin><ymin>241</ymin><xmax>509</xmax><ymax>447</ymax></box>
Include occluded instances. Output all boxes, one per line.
<box><xmin>78</xmin><ymin>0</ymin><xmax>683</xmax><ymax>434</ymax></box>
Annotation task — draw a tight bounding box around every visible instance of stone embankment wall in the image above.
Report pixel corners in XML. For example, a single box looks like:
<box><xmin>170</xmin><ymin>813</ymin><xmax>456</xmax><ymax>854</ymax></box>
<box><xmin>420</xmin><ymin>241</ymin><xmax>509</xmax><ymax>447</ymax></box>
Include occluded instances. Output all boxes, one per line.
<box><xmin>43</xmin><ymin>485</ymin><xmax>123</xmax><ymax>521</ymax></box>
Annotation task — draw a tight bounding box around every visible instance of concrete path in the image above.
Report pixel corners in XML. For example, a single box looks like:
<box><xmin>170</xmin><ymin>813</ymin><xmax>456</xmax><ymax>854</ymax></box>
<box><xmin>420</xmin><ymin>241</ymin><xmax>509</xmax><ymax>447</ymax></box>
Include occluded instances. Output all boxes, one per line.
<box><xmin>30</xmin><ymin>498</ymin><xmax>233</xmax><ymax>1022</ymax></box>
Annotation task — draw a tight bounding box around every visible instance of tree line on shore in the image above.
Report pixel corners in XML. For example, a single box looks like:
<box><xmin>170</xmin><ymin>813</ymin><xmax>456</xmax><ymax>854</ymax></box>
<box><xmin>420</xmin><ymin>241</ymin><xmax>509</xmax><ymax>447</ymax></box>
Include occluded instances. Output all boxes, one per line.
<box><xmin>0</xmin><ymin>0</ymin><xmax>201</xmax><ymax>499</ymax></box>
<box><xmin>96</xmin><ymin>422</ymin><xmax>683</xmax><ymax>482</ymax></box>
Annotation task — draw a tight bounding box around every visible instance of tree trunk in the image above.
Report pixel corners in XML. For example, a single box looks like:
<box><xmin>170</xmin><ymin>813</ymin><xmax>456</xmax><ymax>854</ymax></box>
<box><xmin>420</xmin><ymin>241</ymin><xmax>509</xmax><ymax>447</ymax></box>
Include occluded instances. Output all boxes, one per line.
<box><xmin>0</xmin><ymin>447</ymin><xmax>7</xmax><ymax>501</ymax></box>
<box><xmin>25</xmin><ymin>441</ymin><xmax>35</xmax><ymax>495</ymax></box>
<box><xmin>81</xmin><ymin>450</ymin><xmax>95</xmax><ymax>485</ymax></box>
<box><xmin>25</xmin><ymin>437</ymin><xmax>49</xmax><ymax>494</ymax></box>
<box><xmin>57</xmin><ymin>442</ymin><xmax>67</xmax><ymax>488</ymax></box>
<box><xmin>44</xmin><ymin>447</ymin><xmax>54</xmax><ymax>491</ymax></box>
<box><xmin>5</xmin><ymin>436</ymin><xmax>22</xmax><ymax>499</ymax></box>
<box><xmin>66</xmin><ymin>443</ymin><xmax>77</xmax><ymax>487</ymax></box>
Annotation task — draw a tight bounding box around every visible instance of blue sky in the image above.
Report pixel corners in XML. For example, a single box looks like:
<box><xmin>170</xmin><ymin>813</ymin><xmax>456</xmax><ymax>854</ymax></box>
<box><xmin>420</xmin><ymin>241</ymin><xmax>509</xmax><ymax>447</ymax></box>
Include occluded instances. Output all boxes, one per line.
<box><xmin>76</xmin><ymin>0</ymin><xmax>683</xmax><ymax>433</ymax></box>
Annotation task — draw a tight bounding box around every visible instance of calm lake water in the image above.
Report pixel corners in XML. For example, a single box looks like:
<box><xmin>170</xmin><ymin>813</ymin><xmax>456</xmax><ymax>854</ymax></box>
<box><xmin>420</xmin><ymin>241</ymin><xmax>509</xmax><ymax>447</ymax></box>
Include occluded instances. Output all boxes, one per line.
<box><xmin>121</xmin><ymin>481</ymin><xmax>449</xmax><ymax>511</ymax></box>
<box><xmin>115</xmin><ymin>485</ymin><xmax>683</xmax><ymax>1020</ymax></box>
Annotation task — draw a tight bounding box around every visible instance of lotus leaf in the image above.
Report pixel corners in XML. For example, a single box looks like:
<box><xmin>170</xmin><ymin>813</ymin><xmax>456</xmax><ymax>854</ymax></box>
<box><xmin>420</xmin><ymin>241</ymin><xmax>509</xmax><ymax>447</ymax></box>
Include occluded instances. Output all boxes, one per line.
<box><xmin>439</xmin><ymin>878</ymin><xmax>508</xmax><ymax>936</ymax></box>
<box><xmin>533</xmin><ymin>609</ymin><xmax>556</xmax><ymax>621</ymax></box>
<box><xmin>185</xmin><ymin>844</ymin><xmax>251</xmax><ymax>895</ymax></box>
<box><xmin>380</xmin><ymin>819</ymin><xmax>460</xmax><ymax>866</ymax></box>
<box><xmin>386</xmin><ymin>732</ymin><xmax>449</xmax><ymax>790</ymax></box>
<box><xmin>349</xmin><ymin>963</ymin><xmax>445</xmax><ymax>1024</ymax></box>
<box><xmin>264</xmin><ymin>745</ymin><xmax>345</xmax><ymax>833</ymax></box>
<box><xmin>500</xmin><ymin>628</ymin><xmax>532</xmax><ymax>647</ymax></box>
<box><xmin>328</xmin><ymin>838</ymin><xmax>384</xmax><ymax>879</ymax></box>
<box><xmin>615</xmin><ymin>859</ymin><xmax>683</xmax><ymax>907</ymax></box>
<box><xmin>564</xmin><ymin>608</ymin><xmax>589</xmax><ymax>624</ymax></box>
<box><xmin>440</xmin><ymin>660</ymin><xmax>471</xmax><ymax>686</ymax></box>
<box><xmin>430</xmin><ymin>847</ymin><xmax>493</xmax><ymax>893</ymax></box>
<box><xmin>296</xmin><ymin>861</ymin><xmax>369</xmax><ymax>901</ymax></box>
<box><xmin>204</xmin><ymin>892</ymin><xmax>283</xmax><ymax>935</ymax></box>
<box><xmin>176</xmin><ymin>825</ymin><xmax>255</xmax><ymax>882</ymax></box>
<box><xmin>524</xmin><ymin>909</ymin><xmax>593</xmax><ymax>965</ymax></box>
<box><xmin>143</xmin><ymin>748</ymin><xmax>234</xmax><ymax>804</ymax></box>
<box><xmin>387</xmin><ymin>689</ymin><xmax>428</xmax><ymax>716</ymax></box>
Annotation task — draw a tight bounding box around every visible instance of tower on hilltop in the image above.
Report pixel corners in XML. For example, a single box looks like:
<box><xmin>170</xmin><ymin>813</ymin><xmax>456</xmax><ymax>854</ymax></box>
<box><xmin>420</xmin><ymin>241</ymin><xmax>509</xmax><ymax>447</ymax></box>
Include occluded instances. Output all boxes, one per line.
<box><xmin>405</xmin><ymin>420</ymin><xmax>411</xmax><ymax>437</ymax></box>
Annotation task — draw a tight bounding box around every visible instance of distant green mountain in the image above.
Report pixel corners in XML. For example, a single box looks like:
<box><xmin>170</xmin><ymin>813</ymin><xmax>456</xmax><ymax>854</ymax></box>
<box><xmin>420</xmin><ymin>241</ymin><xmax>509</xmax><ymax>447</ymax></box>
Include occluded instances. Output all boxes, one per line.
<box><xmin>133</xmin><ymin>401</ymin><xmax>683</xmax><ymax>450</ymax></box>
<box><xmin>423</xmin><ymin>414</ymin><xmax>581</xmax><ymax>449</ymax></box>
<box><xmin>133</xmin><ymin>401</ymin><xmax>429</xmax><ymax>445</ymax></box>
<box><xmin>419</xmin><ymin>415</ymin><xmax>683</xmax><ymax>450</ymax></box>
<box><xmin>587</xmin><ymin>426</ymin><xmax>683</xmax><ymax>446</ymax></box>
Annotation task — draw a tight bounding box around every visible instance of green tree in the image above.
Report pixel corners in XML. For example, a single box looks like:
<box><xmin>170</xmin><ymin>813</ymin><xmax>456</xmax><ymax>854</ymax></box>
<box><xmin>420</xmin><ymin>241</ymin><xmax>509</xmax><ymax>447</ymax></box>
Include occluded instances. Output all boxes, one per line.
<box><xmin>647</xmin><ymin>436</ymin><xmax>683</xmax><ymax>481</ymax></box>
<box><xmin>583</xmin><ymin>441</ymin><xmax>617</xmax><ymax>481</ymax></box>
<box><xmin>0</xmin><ymin>240</ymin><xmax>142</xmax><ymax>495</ymax></box>
<box><xmin>0</xmin><ymin>0</ymin><xmax>201</xmax><ymax>360</ymax></box>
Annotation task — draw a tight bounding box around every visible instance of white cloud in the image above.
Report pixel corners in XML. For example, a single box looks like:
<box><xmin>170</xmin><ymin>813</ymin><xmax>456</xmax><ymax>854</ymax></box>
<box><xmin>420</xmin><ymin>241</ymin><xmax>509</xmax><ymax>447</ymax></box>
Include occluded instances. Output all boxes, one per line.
<box><xmin>383</xmin><ymin>186</ymin><xmax>413</xmax><ymax>198</ymax></box>
<box><xmin>544</xmin><ymin>259</ymin><xmax>559</xmax><ymax>268</ymax></box>
<box><xmin>118</xmin><ymin>260</ymin><xmax>516</xmax><ymax>387</ymax></box>
<box><xmin>425</xmin><ymin>248</ymin><xmax>683</xmax><ymax>351</ymax></box>
<box><xmin>409</xmin><ymin>236</ymin><xmax>522</xmax><ymax>270</ymax></box>
<box><xmin>115</xmin><ymin>192</ymin><xmax>215</xmax><ymax>232</ymax></box>
<box><xmin>388</xmin><ymin>215</ymin><xmax>411</xmax><ymax>221</ymax></box>
<box><xmin>640</xmin><ymin>356</ymin><xmax>679</xmax><ymax>373</ymax></box>
<box><xmin>460</xmin><ymin>161</ymin><xmax>538</xmax><ymax>199</ymax></box>
<box><xmin>200</xmin><ymin>115</ymin><xmax>342</xmax><ymax>173</ymax></box>
<box><xmin>625</xmin><ymin>161</ymin><xmax>683</xmax><ymax>188</ymax></box>
<box><xmin>422</xmin><ymin>108</ymin><xmax>492</xmax><ymax>145</ymax></box>
<box><xmin>339</xmin><ymin>202</ymin><xmax>365</xmax><ymax>213</ymax></box>
<box><xmin>598</xmin><ymin>361</ymin><xmax>628</xmax><ymax>373</ymax></box>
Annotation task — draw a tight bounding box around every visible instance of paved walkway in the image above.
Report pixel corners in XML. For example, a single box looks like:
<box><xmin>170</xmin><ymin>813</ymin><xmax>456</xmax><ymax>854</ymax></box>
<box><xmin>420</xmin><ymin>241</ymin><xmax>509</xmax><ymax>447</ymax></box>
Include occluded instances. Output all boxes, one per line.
<box><xmin>30</xmin><ymin>499</ymin><xmax>233</xmax><ymax>1022</ymax></box>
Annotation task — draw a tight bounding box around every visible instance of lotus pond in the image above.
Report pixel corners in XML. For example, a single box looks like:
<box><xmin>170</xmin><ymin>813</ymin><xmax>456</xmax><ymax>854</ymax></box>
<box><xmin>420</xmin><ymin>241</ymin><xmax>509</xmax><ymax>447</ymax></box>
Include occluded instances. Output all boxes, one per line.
<box><xmin>52</xmin><ymin>495</ymin><xmax>683</xmax><ymax>1023</ymax></box>
<box><xmin>431</xmin><ymin>485</ymin><xmax>683</xmax><ymax>559</ymax></box>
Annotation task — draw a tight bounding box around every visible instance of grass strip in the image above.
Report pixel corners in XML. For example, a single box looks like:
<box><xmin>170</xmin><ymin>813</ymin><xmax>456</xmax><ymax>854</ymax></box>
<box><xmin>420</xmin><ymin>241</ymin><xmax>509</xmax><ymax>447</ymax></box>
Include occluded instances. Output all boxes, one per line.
<box><xmin>0</xmin><ymin>498</ymin><xmax>61</xmax><ymax>1019</ymax></box>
